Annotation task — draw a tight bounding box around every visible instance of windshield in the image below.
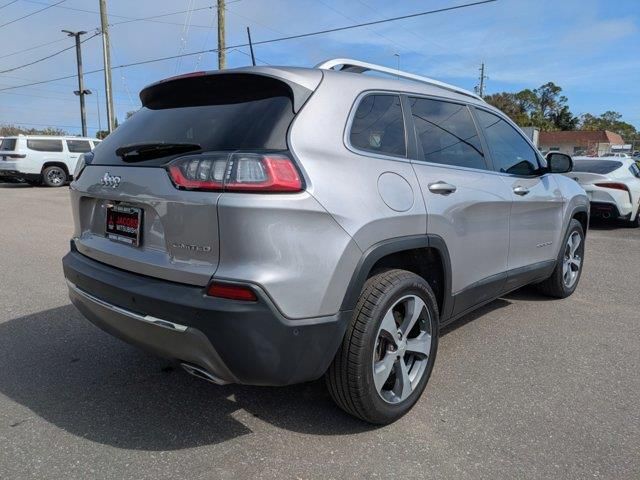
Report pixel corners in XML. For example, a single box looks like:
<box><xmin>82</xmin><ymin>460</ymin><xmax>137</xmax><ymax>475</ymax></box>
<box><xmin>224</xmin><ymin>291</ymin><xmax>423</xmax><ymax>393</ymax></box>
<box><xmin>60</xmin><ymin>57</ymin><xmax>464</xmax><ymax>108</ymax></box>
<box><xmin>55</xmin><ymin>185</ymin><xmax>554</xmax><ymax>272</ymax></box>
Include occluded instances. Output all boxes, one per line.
<box><xmin>572</xmin><ymin>160</ymin><xmax>622</xmax><ymax>174</ymax></box>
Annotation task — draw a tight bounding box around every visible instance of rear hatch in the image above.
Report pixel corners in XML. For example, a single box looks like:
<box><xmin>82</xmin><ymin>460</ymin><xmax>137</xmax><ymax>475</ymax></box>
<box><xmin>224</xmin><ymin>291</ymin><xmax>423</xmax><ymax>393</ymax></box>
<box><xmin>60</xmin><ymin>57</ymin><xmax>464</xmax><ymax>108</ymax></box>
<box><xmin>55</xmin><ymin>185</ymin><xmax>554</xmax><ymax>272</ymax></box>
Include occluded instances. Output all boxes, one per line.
<box><xmin>71</xmin><ymin>69</ymin><xmax>321</xmax><ymax>286</ymax></box>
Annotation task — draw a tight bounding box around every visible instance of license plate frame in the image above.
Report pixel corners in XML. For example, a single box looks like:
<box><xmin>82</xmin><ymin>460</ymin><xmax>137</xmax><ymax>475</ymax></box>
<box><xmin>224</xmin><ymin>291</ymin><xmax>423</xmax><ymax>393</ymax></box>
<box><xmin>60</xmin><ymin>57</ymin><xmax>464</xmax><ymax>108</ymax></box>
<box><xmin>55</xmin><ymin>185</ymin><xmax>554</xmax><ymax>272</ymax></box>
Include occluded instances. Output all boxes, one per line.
<box><xmin>105</xmin><ymin>204</ymin><xmax>143</xmax><ymax>247</ymax></box>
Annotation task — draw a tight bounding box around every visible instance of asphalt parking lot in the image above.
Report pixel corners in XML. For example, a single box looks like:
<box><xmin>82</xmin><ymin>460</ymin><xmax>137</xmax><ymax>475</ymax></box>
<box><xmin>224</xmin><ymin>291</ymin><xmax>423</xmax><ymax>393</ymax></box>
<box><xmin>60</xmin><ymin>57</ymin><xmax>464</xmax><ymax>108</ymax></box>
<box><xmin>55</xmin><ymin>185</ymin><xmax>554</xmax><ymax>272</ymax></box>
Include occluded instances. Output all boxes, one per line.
<box><xmin>0</xmin><ymin>183</ymin><xmax>638</xmax><ymax>480</ymax></box>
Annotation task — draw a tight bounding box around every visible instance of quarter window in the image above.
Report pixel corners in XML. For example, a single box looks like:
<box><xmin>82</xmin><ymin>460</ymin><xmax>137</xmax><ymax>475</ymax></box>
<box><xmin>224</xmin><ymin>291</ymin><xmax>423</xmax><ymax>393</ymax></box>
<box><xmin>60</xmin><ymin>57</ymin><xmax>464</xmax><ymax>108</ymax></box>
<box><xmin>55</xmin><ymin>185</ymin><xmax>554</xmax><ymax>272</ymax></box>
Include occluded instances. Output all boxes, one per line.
<box><xmin>409</xmin><ymin>97</ymin><xmax>485</xmax><ymax>169</ymax></box>
<box><xmin>476</xmin><ymin>110</ymin><xmax>540</xmax><ymax>175</ymax></box>
<box><xmin>66</xmin><ymin>139</ymin><xmax>92</xmax><ymax>153</ymax></box>
<box><xmin>27</xmin><ymin>139</ymin><xmax>63</xmax><ymax>152</ymax></box>
<box><xmin>349</xmin><ymin>94</ymin><xmax>406</xmax><ymax>157</ymax></box>
<box><xmin>0</xmin><ymin>138</ymin><xmax>17</xmax><ymax>151</ymax></box>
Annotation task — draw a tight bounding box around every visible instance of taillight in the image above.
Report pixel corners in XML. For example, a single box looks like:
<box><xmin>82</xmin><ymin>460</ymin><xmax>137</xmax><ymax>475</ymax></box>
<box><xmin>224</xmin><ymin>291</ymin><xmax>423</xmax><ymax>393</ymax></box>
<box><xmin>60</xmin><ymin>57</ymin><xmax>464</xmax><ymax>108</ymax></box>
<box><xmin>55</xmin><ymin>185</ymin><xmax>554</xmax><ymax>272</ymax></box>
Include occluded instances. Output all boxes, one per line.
<box><xmin>594</xmin><ymin>182</ymin><xmax>629</xmax><ymax>192</ymax></box>
<box><xmin>595</xmin><ymin>182</ymin><xmax>632</xmax><ymax>202</ymax></box>
<box><xmin>206</xmin><ymin>282</ymin><xmax>257</xmax><ymax>301</ymax></box>
<box><xmin>167</xmin><ymin>152</ymin><xmax>303</xmax><ymax>193</ymax></box>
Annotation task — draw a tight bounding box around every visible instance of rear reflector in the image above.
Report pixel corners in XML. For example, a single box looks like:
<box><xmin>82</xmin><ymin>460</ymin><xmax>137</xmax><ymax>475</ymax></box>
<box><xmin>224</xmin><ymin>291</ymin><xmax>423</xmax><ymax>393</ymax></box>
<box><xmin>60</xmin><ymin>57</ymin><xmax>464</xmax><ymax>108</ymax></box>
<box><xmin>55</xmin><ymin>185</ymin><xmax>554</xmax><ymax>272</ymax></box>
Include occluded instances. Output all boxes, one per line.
<box><xmin>207</xmin><ymin>282</ymin><xmax>258</xmax><ymax>301</ymax></box>
<box><xmin>168</xmin><ymin>152</ymin><xmax>303</xmax><ymax>193</ymax></box>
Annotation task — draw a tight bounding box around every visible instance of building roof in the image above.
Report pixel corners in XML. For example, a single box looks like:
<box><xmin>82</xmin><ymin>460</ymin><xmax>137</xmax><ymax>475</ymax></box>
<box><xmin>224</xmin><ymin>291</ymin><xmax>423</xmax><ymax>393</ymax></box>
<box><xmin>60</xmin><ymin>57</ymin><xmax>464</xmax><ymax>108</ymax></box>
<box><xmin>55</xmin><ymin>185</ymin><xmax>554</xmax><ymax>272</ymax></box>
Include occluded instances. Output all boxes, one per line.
<box><xmin>539</xmin><ymin>130</ymin><xmax>624</xmax><ymax>145</ymax></box>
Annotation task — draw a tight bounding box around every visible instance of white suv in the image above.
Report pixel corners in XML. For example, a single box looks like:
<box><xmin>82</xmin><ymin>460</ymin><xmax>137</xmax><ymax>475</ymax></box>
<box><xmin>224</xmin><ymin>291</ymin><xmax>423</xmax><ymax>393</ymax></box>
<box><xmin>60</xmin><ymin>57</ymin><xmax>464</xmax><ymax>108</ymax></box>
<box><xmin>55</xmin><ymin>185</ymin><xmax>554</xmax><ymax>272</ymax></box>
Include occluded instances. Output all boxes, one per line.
<box><xmin>0</xmin><ymin>135</ymin><xmax>101</xmax><ymax>187</ymax></box>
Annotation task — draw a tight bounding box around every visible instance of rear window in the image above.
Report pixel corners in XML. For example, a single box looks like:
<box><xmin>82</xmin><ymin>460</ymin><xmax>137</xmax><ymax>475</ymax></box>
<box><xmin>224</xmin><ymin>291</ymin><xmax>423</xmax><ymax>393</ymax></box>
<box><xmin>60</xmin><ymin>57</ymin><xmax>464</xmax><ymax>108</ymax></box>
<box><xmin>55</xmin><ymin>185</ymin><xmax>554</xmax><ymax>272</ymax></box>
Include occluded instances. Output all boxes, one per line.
<box><xmin>94</xmin><ymin>74</ymin><xmax>297</xmax><ymax>166</ymax></box>
<box><xmin>66</xmin><ymin>139</ymin><xmax>92</xmax><ymax>153</ymax></box>
<box><xmin>573</xmin><ymin>160</ymin><xmax>622</xmax><ymax>174</ymax></box>
<box><xmin>27</xmin><ymin>139</ymin><xmax>63</xmax><ymax>152</ymax></box>
<box><xmin>0</xmin><ymin>138</ymin><xmax>16</xmax><ymax>151</ymax></box>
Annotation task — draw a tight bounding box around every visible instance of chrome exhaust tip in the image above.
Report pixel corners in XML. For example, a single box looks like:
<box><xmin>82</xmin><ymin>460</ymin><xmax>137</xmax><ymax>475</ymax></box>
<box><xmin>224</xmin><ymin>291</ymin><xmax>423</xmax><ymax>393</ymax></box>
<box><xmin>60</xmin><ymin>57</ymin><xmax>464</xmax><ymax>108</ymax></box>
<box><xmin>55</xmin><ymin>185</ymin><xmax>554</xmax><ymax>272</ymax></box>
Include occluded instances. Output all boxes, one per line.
<box><xmin>181</xmin><ymin>362</ymin><xmax>229</xmax><ymax>385</ymax></box>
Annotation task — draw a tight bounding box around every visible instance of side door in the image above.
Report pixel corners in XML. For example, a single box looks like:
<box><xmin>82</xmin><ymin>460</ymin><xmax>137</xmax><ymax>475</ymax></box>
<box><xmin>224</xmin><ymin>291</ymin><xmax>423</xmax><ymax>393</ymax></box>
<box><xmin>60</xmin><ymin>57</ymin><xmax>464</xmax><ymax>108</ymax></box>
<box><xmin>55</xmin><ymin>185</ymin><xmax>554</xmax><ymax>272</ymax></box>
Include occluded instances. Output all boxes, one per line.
<box><xmin>65</xmin><ymin>139</ymin><xmax>92</xmax><ymax>174</ymax></box>
<box><xmin>474</xmin><ymin>108</ymin><xmax>564</xmax><ymax>286</ymax></box>
<box><xmin>406</xmin><ymin>96</ymin><xmax>512</xmax><ymax>318</ymax></box>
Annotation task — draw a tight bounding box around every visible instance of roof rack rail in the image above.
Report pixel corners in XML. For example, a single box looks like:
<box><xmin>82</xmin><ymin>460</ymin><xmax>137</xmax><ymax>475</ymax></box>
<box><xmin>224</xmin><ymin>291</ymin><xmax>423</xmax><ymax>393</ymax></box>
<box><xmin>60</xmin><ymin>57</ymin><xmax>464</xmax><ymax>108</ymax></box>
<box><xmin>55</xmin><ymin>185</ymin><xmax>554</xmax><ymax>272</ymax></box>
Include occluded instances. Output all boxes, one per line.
<box><xmin>315</xmin><ymin>58</ymin><xmax>483</xmax><ymax>102</ymax></box>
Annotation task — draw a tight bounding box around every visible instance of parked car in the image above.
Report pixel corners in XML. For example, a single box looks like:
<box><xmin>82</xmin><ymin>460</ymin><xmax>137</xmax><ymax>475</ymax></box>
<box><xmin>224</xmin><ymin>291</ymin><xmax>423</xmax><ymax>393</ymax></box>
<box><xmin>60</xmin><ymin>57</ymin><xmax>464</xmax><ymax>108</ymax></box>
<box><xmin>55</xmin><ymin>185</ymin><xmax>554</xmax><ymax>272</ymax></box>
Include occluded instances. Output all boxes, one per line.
<box><xmin>602</xmin><ymin>152</ymin><xmax>631</xmax><ymax>158</ymax></box>
<box><xmin>62</xmin><ymin>59</ymin><xmax>589</xmax><ymax>424</ymax></box>
<box><xmin>566</xmin><ymin>157</ymin><xmax>640</xmax><ymax>227</ymax></box>
<box><xmin>0</xmin><ymin>135</ymin><xmax>102</xmax><ymax>187</ymax></box>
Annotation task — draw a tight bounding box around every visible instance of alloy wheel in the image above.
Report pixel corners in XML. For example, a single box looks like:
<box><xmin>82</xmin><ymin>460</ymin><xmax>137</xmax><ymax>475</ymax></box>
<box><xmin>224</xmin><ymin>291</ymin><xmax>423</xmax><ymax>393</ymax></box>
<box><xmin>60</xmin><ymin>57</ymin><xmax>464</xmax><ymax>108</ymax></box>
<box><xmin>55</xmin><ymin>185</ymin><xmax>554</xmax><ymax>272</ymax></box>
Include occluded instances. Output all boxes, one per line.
<box><xmin>562</xmin><ymin>231</ymin><xmax>582</xmax><ymax>288</ymax></box>
<box><xmin>372</xmin><ymin>294</ymin><xmax>432</xmax><ymax>404</ymax></box>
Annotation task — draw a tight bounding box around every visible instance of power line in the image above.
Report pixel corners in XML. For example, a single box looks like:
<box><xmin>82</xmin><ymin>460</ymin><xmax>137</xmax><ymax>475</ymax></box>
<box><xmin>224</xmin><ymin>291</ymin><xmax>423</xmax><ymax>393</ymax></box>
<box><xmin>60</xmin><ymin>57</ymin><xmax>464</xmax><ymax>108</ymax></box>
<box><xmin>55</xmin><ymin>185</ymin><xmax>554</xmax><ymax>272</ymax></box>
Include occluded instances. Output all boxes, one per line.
<box><xmin>21</xmin><ymin>0</ymin><xmax>240</xmax><ymax>28</ymax></box>
<box><xmin>0</xmin><ymin>0</ymin><xmax>498</xmax><ymax>92</ymax></box>
<box><xmin>0</xmin><ymin>0</ymin><xmax>65</xmax><ymax>28</ymax></box>
<box><xmin>0</xmin><ymin>0</ymin><xmax>19</xmax><ymax>10</ymax></box>
<box><xmin>0</xmin><ymin>37</ymin><xmax>68</xmax><ymax>60</ymax></box>
<box><xmin>0</xmin><ymin>32</ymin><xmax>100</xmax><ymax>74</ymax></box>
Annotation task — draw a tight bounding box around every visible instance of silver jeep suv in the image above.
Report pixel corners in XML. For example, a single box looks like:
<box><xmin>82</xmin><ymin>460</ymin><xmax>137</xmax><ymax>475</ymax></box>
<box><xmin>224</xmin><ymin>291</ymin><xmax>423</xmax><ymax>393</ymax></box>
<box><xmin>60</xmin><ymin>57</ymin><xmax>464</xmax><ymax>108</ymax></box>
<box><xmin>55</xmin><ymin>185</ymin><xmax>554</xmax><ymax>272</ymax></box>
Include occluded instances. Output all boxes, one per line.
<box><xmin>63</xmin><ymin>59</ymin><xmax>588</xmax><ymax>424</ymax></box>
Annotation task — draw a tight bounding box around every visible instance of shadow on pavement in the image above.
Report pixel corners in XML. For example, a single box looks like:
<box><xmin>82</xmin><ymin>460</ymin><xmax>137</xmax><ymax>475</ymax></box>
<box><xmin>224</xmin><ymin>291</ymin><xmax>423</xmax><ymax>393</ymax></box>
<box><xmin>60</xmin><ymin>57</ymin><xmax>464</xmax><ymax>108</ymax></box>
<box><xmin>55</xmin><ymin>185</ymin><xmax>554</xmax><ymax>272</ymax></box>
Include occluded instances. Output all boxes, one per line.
<box><xmin>2</xmin><ymin>292</ymin><xmax>528</xmax><ymax>450</ymax></box>
<box><xmin>0</xmin><ymin>305</ymin><xmax>372</xmax><ymax>451</ymax></box>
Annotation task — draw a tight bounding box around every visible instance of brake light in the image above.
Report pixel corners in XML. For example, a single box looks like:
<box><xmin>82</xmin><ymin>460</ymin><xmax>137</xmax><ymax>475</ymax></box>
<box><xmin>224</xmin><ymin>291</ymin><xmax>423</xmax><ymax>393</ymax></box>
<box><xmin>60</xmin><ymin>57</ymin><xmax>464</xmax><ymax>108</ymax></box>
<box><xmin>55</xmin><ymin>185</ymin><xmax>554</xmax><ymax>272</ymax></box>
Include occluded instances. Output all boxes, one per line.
<box><xmin>207</xmin><ymin>282</ymin><xmax>257</xmax><ymax>301</ymax></box>
<box><xmin>594</xmin><ymin>182</ymin><xmax>629</xmax><ymax>192</ymax></box>
<box><xmin>168</xmin><ymin>152</ymin><xmax>303</xmax><ymax>193</ymax></box>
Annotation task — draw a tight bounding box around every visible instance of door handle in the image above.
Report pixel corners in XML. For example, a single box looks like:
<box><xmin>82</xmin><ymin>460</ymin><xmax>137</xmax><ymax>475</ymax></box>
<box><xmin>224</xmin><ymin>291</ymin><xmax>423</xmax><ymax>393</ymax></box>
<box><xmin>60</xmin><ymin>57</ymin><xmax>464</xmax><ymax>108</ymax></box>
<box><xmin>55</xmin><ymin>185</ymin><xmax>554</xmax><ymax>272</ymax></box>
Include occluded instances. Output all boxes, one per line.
<box><xmin>428</xmin><ymin>181</ymin><xmax>457</xmax><ymax>195</ymax></box>
<box><xmin>513</xmin><ymin>186</ymin><xmax>530</xmax><ymax>196</ymax></box>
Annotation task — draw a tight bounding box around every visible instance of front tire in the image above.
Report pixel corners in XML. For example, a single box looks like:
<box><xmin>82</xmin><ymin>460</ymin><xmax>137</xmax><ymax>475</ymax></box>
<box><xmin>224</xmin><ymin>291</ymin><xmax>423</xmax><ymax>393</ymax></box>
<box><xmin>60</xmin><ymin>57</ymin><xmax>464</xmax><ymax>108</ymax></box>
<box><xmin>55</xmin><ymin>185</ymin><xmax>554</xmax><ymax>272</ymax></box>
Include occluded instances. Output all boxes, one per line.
<box><xmin>326</xmin><ymin>269</ymin><xmax>439</xmax><ymax>424</ymax></box>
<box><xmin>536</xmin><ymin>219</ymin><xmax>585</xmax><ymax>298</ymax></box>
<box><xmin>42</xmin><ymin>166</ymin><xmax>67</xmax><ymax>187</ymax></box>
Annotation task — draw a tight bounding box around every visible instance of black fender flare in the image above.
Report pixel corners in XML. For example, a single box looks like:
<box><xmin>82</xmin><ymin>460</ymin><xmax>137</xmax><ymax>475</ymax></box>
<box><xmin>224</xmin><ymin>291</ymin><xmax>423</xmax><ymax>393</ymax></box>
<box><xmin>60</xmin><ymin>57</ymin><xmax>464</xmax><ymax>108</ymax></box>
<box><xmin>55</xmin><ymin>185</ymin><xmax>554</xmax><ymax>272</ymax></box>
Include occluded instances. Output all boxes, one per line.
<box><xmin>340</xmin><ymin>234</ymin><xmax>453</xmax><ymax>322</ymax></box>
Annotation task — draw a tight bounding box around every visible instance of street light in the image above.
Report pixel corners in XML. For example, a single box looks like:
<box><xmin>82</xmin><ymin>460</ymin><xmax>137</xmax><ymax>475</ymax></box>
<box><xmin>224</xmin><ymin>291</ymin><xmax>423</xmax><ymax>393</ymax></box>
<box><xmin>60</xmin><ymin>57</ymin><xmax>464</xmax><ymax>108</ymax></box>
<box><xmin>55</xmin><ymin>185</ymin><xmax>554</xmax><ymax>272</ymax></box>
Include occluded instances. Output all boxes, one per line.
<box><xmin>62</xmin><ymin>30</ymin><xmax>90</xmax><ymax>137</ymax></box>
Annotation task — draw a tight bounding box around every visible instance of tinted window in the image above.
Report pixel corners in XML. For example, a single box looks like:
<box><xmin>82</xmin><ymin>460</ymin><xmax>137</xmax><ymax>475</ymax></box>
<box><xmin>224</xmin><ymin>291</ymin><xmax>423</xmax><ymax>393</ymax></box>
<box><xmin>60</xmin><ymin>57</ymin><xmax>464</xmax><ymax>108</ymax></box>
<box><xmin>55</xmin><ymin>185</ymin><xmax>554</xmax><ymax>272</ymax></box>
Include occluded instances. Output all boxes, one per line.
<box><xmin>95</xmin><ymin>85</ymin><xmax>295</xmax><ymax>166</ymax></box>
<box><xmin>410</xmin><ymin>97</ymin><xmax>485</xmax><ymax>169</ymax></box>
<box><xmin>476</xmin><ymin>110</ymin><xmax>539</xmax><ymax>175</ymax></box>
<box><xmin>0</xmin><ymin>138</ymin><xmax>16</xmax><ymax>151</ymax></box>
<box><xmin>27</xmin><ymin>139</ymin><xmax>63</xmax><ymax>152</ymax></box>
<box><xmin>630</xmin><ymin>163</ymin><xmax>640</xmax><ymax>178</ymax></box>
<box><xmin>66</xmin><ymin>140</ymin><xmax>92</xmax><ymax>153</ymax></box>
<box><xmin>573</xmin><ymin>160</ymin><xmax>622</xmax><ymax>174</ymax></box>
<box><xmin>350</xmin><ymin>94</ymin><xmax>406</xmax><ymax>157</ymax></box>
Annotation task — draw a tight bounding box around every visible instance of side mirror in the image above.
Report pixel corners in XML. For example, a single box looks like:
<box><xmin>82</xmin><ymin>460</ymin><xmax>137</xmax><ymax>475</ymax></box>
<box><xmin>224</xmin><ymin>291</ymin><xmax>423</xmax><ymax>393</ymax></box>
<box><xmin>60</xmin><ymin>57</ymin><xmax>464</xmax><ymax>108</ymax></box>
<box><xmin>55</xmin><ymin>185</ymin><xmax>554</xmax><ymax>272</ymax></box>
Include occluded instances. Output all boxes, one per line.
<box><xmin>546</xmin><ymin>152</ymin><xmax>573</xmax><ymax>173</ymax></box>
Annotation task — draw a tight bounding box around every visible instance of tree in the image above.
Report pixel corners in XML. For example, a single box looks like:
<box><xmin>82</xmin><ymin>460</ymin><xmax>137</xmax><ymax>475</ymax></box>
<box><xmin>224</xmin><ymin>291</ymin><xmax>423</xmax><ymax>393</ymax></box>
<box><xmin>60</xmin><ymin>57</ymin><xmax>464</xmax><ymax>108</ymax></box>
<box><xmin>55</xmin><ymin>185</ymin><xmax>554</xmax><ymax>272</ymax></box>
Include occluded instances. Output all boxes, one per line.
<box><xmin>580</xmin><ymin>111</ymin><xmax>637</xmax><ymax>140</ymax></box>
<box><xmin>0</xmin><ymin>124</ymin><xmax>67</xmax><ymax>136</ymax></box>
<box><xmin>485</xmin><ymin>82</ymin><xmax>578</xmax><ymax>131</ymax></box>
<box><xmin>95</xmin><ymin>130</ymin><xmax>109</xmax><ymax>140</ymax></box>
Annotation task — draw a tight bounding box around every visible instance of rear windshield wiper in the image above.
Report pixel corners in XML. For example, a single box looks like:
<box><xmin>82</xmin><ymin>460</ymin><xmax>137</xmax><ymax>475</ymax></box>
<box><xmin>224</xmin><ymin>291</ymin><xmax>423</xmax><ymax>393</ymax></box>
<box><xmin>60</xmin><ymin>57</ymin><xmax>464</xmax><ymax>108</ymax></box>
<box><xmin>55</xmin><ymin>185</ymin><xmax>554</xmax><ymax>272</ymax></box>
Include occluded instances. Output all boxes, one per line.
<box><xmin>115</xmin><ymin>142</ymin><xmax>202</xmax><ymax>161</ymax></box>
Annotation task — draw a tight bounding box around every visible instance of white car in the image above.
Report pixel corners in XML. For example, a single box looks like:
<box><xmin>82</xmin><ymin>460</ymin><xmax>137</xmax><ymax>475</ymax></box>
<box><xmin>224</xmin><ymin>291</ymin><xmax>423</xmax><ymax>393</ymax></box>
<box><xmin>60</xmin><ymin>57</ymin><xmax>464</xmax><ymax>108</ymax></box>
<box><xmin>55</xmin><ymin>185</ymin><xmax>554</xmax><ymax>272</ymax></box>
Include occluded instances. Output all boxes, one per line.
<box><xmin>0</xmin><ymin>135</ymin><xmax>101</xmax><ymax>187</ymax></box>
<box><xmin>567</xmin><ymin>156</ymin><xmax>640</xmax><ymax>227</ymax></box>
<box><xmin>602</xmin><ymin>152</ymin><xmax>631</xmax><ymax>158</ymax></box>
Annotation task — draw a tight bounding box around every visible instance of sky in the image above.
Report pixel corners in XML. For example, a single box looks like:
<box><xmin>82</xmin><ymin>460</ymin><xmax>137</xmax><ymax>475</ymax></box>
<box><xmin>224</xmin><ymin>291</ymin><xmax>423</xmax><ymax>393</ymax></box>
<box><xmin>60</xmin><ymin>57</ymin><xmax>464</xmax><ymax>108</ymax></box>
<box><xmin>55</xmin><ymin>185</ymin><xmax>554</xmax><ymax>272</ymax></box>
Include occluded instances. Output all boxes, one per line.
<box><xmin>0</xmin><ymin>0</ymin><xmax>639</xmax><ymax>137</ymax></box>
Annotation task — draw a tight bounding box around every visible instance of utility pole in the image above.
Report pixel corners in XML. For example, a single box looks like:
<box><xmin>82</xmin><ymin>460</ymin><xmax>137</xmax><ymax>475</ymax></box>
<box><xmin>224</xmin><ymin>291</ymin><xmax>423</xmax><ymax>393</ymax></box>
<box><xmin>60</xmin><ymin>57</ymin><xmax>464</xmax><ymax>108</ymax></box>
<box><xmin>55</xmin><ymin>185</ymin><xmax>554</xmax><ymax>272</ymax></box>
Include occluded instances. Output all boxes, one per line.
<box><xmin>476</xmin><ymin>62</ymin><xmax>487</xmax><ymax>98</ymax></box>
<box><xmin>217</xmin><ymin>0</ymin><xmax>225</xmax><ymax>69</ymax></box>
<box><xmin>99</xmin><ymin>0</ymin><xmax>116</xmax><ymax>133</ymax></box>
<box><xmin>62</xmin><ymin>30</ymin><xmax>91</xmax><ymax>137</ymax></box>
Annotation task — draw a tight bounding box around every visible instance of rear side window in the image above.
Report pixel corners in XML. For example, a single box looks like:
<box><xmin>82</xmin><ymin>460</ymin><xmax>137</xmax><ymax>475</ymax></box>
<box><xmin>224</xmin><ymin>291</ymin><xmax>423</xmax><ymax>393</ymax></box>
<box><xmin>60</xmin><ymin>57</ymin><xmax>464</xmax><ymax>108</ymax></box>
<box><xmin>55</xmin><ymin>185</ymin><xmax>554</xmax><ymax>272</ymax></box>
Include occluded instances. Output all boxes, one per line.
<box><xmin>409</xmin><ymin>97</ymin><xmax>485</xmax><ymax>169</ymax></box>
<box><xmin>0</xmin><ymin>138</ymin><xmax>16</xmax><ymax>151</ymax></box>
<box><xmin>349</xmin><ymin>94</ymin><xmax>406</xmax><ymax>157</ymax></box>
<box><xmin>66</xmin><ymin>140</ymin><xmax>92</xmax><ymax>153</ymax></box>
<box><xmin>573</xmin><ymin>160</ymin><xmax>622</xmax><ymax>174</ymax></box>
<box><xmin>629</xmin><ymin>163</ymin><xmax>640</xmax><ymax>178</ymax></box>
<box><xmin>476</xmin><ymin>109</ymin><xmax>540</xmax><ymax>175</ymax></box>
<box><xmin>27</xmin><ymin>139</ymin><xmax>63</xmax><ymax>152</ymax></box>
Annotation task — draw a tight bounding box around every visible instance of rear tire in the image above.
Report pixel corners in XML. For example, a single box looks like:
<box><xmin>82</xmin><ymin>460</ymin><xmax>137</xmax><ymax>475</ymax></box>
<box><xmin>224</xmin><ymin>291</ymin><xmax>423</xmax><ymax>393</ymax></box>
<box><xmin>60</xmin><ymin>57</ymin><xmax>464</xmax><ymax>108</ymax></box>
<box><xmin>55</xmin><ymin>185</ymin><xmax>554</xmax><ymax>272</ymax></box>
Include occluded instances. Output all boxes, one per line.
<box><xmin>625</xmin><ymin>209</ymin><xmax>640</xmax><ymax>228</ymax></box>
<box><xmin>536</xmin><ymin>219</ymin><xmax>585</xmax><ymax>298</ymax></box>
<box><xmin>42</xmin><ymin>166</ymin><xmax>67</xmax><ymax>187</ymax></box>
<box><xmin>326</xmin><ymin>269</ymin><xmax>439</xmax><ymax>424</ymax></box>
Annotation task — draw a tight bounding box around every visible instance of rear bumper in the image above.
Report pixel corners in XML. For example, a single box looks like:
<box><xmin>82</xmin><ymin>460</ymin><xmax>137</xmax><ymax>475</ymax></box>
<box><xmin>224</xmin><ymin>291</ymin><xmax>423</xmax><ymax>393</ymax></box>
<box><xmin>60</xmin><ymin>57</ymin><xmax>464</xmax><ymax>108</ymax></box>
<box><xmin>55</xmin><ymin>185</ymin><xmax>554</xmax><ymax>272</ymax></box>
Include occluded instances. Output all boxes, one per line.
<box><xmin>589</xmin><ymin>202</ymin><xmax>632</xmax><ymax>220</ymax></box>
<box><xmin>63</xmin><ymin>246</ymin><xmax>350</xmax><ymax>386</ymax></box>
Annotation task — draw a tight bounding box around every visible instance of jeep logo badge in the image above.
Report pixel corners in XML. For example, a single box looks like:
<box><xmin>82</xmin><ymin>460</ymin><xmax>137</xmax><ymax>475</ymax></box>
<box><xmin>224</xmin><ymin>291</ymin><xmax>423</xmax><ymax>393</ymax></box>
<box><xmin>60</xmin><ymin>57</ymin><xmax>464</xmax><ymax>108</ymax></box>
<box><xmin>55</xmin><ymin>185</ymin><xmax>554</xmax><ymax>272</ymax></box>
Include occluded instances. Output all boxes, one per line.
<box><xmin>100</xmin><ymin>172</ymin><xmax>121</xmax><ymax>189</ymax></box>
